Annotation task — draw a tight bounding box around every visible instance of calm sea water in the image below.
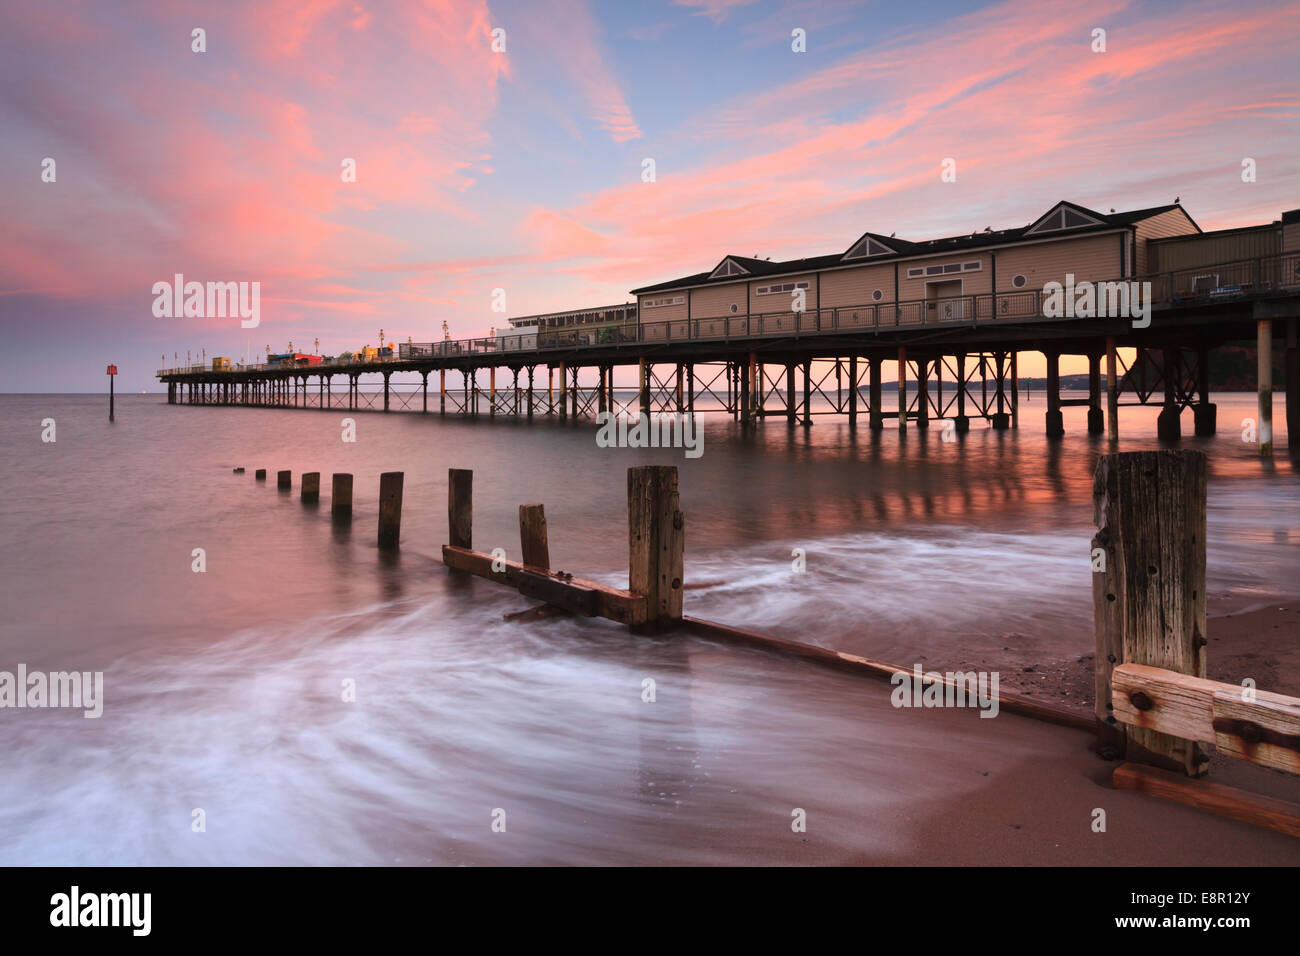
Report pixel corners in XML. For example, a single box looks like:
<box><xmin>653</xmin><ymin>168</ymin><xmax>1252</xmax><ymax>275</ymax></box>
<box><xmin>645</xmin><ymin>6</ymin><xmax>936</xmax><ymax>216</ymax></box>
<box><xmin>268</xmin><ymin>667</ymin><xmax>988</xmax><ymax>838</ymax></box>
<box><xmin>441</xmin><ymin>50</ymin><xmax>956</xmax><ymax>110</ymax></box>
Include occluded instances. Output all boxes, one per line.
<box><xmin>0</xmin><ymin>391</ymin><xmax>1295</xmax><ymax>864</ymax></box>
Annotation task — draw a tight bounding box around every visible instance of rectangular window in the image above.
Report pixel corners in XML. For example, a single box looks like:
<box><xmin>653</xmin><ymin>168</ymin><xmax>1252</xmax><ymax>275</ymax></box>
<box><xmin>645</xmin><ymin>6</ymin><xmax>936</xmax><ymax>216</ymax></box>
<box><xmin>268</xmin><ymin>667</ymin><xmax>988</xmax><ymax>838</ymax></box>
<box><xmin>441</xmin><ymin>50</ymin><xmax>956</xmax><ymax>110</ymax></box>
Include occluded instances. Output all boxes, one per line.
<box><xmin>908</xmin><ymin>260</ymin><xmax>982</xmax><ymax>279</ymax></box>
<box><xmin>643</xmin><ymin>295</ymin><xmax>685</xmax><ymax>308</ymax></box>
<box><xmin>755</xmin><ymin>280</ymin><xmax>810</xmax><ymax>295</ymax></box>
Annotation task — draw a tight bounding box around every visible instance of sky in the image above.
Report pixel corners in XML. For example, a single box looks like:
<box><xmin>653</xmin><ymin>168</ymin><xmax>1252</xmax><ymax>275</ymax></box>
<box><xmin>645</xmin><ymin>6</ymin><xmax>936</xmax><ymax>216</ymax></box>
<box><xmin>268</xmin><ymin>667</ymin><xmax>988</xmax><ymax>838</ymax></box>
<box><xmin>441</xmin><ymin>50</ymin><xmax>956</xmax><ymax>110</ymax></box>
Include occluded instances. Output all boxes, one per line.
<box><xmin>1</xmin><ymin>0</ymin><xmax>1297</xmax><ymax>392</ymax></box>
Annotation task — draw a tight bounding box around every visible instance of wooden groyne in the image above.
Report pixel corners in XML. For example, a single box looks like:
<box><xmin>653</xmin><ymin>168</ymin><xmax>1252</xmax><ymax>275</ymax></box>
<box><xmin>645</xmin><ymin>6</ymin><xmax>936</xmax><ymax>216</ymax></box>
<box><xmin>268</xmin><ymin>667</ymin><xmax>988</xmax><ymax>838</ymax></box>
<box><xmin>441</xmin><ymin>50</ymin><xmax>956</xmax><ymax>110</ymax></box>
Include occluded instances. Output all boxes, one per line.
<box><xmin>232</xmin><ymin>452</ymin><xmax>1300</xmax><ymax>837</ymax></box>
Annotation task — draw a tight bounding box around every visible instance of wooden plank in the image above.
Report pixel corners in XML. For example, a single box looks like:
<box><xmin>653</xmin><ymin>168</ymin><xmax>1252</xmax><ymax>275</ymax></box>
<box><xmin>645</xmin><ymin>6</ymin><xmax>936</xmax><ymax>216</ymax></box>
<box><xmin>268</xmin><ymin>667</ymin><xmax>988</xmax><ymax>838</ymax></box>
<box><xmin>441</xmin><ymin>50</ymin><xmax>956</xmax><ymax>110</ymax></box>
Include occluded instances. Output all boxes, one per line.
<box><xmin>1112</xmin><ymin>762</ymin><xmax>1300</xmax><ymax>839</ymax></box>
<box><xmin>1091</xmin><ymin>450</ymin><xmax>1208</xmax><ymax>775</ymax></box>
<box><xmin>1214</xmin><ymin>691</ymin><xmax>1300</xmax><ymax>774</ymax></box>
<box><xmin>518</xmin><ymin>504</ymin><xmax>550</xmax><ymax>569</ymax></box>
<box><xmin>682</xmin><ymin>616</ymin><xmax>1093</xmax><ymax>732</ymax></box>
<box><xmin>441</xmin><ymin>545</ymin><xmax>647</xmax><ymax>625</ymax></box>
<box><xmin>627</xmin><ymin>466</ymin><xmax>684</xmax><ymax>627</ymax></box>
<box><xmin>448</xmin><ymin>468</ymin><xmax>472</xmax><ymax>549</ymax></box>
<box><xmin>1112</xmin><ymin>663</ymin><xmax>1300</xmax><ymax>775</ymax></box>
<box><xmin>518</xmin><ymin>569</ymin><xmax>596</xmax><ymax>616</ymax></box>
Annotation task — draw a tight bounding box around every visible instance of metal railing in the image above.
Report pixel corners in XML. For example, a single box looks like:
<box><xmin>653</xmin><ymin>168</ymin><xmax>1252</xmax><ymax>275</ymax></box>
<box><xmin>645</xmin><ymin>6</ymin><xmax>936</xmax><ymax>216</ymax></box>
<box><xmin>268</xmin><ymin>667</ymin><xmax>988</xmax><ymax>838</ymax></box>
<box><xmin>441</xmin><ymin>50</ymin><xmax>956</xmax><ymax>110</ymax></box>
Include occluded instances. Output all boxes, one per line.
<box><xmin>157</xmin><ymin>251</ymin><xmax>1300</xmax><ymax>377</ymax></box>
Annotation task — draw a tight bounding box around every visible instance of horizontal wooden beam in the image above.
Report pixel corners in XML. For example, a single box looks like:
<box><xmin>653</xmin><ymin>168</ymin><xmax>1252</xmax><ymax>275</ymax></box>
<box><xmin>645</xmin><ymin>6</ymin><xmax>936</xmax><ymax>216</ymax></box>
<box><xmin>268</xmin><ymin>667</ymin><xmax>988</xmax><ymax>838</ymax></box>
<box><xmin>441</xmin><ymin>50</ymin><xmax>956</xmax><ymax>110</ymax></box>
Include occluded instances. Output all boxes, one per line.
<box><xmin>1112</xmin><ymin>663</ymin><xmax>1300</xmax><ymax>774</ymax></box>
<box><xmin>682</xmin><ymin>616</ymin><xmax>1093</xmax><ymax>732</ymax></box>
<box><xmin>1113</xmin><ymin>762</ymin><xmax>1300</xmax><ymax>839</ymax></box>
<box><xmin>442</xmin><ymin>545</ymin><xmax>646</xmax><ymax>626</ymax></box>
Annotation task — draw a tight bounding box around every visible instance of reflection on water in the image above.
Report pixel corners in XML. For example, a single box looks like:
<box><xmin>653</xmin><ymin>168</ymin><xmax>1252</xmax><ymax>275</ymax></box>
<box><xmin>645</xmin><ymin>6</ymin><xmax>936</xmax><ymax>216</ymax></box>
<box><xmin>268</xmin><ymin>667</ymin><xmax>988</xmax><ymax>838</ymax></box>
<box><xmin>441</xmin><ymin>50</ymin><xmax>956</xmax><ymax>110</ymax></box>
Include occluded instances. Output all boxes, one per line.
<box><xmin>0</xmin><ymin>393</ymin><xmax>1294</xmax><ymax>864</ymax></box>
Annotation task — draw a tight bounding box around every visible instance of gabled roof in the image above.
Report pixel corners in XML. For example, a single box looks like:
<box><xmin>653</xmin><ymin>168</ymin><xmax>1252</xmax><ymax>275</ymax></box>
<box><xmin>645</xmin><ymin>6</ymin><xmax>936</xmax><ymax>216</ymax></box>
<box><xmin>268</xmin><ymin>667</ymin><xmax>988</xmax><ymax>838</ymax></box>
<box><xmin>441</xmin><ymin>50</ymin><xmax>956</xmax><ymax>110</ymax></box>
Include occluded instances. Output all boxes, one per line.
<box><xmin>630</xmin><ymin>201</ymin><xmax>1199</xmax><ymax>295</ymax></box>
<box><xmin>842</xmin><ymin>231</ymin><xmax>907</xmax><ymax>261</ymax></box>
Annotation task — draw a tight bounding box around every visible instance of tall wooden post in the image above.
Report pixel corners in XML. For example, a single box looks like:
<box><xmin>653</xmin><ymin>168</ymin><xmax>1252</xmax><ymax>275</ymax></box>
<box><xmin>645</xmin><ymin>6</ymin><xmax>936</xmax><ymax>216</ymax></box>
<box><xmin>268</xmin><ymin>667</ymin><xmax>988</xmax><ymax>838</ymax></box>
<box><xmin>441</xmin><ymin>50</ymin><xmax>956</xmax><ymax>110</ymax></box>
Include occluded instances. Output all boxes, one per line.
<box><xmin>331</xmin><ymin>473</ymin><xmax>353</xmax><ymax>521</ymax></box>
<box><xmin>627</xmin><ymin>465</ymin><xmax>684</xmax><ymax>628</ymax></box>
<box><xmin>1092</xmin><ymin>450</ymin><xmax>1208</xmax><ymax>776</ymax></box>
<box><xmin>277</xmin><ymin>470</ymin><xmax>291</xmax><ymax>490</ymax></box>
<box><xmin>519</xmin><ymin>504</ymin><xmax>550</xmax><ymax>569</ymax></box>
<box><xmin>448</xmin><ymin>468</ymin><xmax>473</xmax><ymax>549</ymax></box>
<box><xmin>378</xmin><ymin>472</ymin><xmax>403</xmax><ymax>549</ymax></box>
<box><xmin>301</xmin><ymin>472</ymin><xmax>320</xmax><ymax>503</ymax></box>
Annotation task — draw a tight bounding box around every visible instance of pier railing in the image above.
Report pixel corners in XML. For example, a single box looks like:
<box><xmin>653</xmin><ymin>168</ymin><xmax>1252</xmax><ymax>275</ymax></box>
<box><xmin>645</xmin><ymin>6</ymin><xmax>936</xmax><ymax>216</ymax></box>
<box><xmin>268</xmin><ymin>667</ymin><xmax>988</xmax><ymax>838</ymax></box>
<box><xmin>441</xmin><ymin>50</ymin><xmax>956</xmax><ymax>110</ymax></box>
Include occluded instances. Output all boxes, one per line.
<box><xmin>157</xmin><ymin>251</ymin><xmax>1300</xmax><ymax>377</ymax></box>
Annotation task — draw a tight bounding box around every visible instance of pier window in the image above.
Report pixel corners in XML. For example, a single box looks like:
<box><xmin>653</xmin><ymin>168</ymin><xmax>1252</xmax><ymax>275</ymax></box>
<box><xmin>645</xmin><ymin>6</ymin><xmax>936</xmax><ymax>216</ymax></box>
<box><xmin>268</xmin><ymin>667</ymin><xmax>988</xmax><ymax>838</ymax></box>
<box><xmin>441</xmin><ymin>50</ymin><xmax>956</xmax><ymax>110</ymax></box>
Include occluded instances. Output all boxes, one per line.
<box><xmin>755</xmin><ymin>280</ymin><xmax>810</xmax><ymax>296</ymax></box>
<box><xmin>643</xmin><ymin>295</ymin><xmax>685</xmax><ymax>308</ymax></box>
<box><xmin>1012</xmin><ymin>274</ymin><xmax>1027</xmax><ymax>288</ymax></box>
<box><xmin>906</xmin><ymin>260</ymin><xmax>982</xmax><ymax>279</ymax></box>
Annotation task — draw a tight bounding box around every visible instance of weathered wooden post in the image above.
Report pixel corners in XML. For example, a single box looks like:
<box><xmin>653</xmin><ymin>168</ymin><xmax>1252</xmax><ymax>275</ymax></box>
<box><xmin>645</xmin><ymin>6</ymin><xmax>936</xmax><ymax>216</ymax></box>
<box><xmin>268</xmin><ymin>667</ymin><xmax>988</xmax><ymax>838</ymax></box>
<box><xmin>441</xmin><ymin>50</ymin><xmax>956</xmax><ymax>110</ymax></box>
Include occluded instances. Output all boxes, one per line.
<box><xmin>518</xmin><ymin>504</ymin><xmax>549</xmax><ymax>569</ymax></box>
<box><xmin>448</xmin><ymin>468</ymin><xmax>472</xmax><ymax>549</ymax></box>
<box><xmin>277</xmin><ymin>470</ymin><xmax>291</xmax><ymax>490</ymax></box>
<box><xmin>378</xmin><ymin>472</ymin><xmax>403</xmax><ymax>548</ymax></box>
<box><xmin>627</xmin><ymin>465</ymin><xmax>684</xmax><ymax>628</ymax></box>
<box><xmin>301</xmin><ymin>472</ymin><xmax>320</xmax><ymax>503</ymax></box>
<box><xmin>255</xmin><ymin>469</ymin><xmax>267</xmax><ymax>481</ymax></box>
<box><xmin>1092</xmin><ymin>449</ymin><xmax>1208</xmax><ymax>775</ymax></box>
<box><xmin>331</xmin><ymin>473</ymin><xmax>353</xmax><ymax>520</ymax></box>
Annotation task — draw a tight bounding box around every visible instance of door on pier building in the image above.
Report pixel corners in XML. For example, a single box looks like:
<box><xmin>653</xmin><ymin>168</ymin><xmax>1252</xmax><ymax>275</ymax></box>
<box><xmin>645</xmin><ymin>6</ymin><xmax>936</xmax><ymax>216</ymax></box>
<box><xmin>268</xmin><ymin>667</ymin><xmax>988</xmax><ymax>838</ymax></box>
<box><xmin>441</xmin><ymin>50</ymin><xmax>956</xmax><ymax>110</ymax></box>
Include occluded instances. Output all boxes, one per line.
<box><xmin>926</xmin><ymin>279</ymin><xmax>965</xmax><ymax>322</ymax></box>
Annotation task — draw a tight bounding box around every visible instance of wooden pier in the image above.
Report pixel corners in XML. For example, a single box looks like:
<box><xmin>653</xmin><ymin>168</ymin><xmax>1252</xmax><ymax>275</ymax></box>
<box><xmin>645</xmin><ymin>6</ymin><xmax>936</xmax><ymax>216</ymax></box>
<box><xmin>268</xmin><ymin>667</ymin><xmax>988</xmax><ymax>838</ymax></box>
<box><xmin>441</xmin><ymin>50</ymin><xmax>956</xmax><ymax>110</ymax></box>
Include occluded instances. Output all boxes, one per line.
<box><xmin>159</xmin><ymin>248</ymin><xmax>1299</xmax><ymax>452</ymax></box>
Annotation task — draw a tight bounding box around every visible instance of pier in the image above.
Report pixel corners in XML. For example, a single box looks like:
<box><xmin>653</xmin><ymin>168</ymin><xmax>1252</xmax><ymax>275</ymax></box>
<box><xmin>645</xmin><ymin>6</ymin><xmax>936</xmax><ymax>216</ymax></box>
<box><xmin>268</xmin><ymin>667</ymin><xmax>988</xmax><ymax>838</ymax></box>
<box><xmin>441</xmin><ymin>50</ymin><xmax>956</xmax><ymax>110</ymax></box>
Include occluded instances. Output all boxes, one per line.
<box><xmin>157</xmin><ymin>243</ymin><xmax>1294</xmax><ymax>452</ymax></box>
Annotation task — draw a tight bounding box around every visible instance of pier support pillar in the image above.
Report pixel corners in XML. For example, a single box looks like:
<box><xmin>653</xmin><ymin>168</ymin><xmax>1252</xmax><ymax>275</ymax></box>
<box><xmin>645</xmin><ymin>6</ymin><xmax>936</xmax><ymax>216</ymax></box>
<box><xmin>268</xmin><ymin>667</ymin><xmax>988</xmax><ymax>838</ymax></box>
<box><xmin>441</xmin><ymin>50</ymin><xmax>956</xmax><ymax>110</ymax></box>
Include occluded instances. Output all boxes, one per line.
<box><xmin>869</xmin><ymin>357</ymin><xmax>883</xmax><ymax>431</ymax></box>
<box><xmin>557</xmin><ymin>362</ymin><xmax>567</xmax><ymax>419</ymax></box>
<box><xmin>751</xmin><ymin>353</ymin><xmax>761</xmax><ymax>425</ymax></box>
<box><xmin>1287</xmin><ymin>318</ymin><xmax>1299</xmax><ymax>448</ymax></box>
<box><xmin>638</xmin><ymin>358</ymin><xmax>649</xmax><ymax>417</ymax></box>
<box><xmin>1106</xmin><ymin>337</ymin><xmax>1119</xmax><ymax>441</ymax></box>
<box><xmin>991</xmin><ymin>351</ymin><xmax>1009</xmax><ymax>429</ymax></box>
<box><xmin>526</xmin><ymin>366</ymin><xmax>534</xmax><ymax>419</ymax></box>
<box><xmin>440</xmin><ymin>369</ymin><xmax>446</xmax><ymax>416</ymax></box>
<box><xmin>1045</xmin><ymin>351</ymin><xmax>1064</xmax><ymax>438</ymax></box>
<box><xmin>917</xmin><ymin>358</ymin><xmax>930</xmax><ymax>429</ymax></box>
<box><xmin>489</xmin><ymin>367</ymin><xmax>496</xmax><ymax>419</ymax></box>
<box><xmin>786</xmin><ymin>364</ymin><xmax>796</xmax><ymax>425</ymax></box>
<box><xmin>1010</xmin><ymin>351</ymin><xmax>1020</xmax><ymax>428</ymax></box>
<box><xmin>1193</xmin><ymin>343</ymin><xmax>1216</xmax><ymax>436</ymax></box>
<box><xmin>675</xmin><ymin>364</ymin><xmax>684</xmax><ymax>415</ymax></box>
<box><xmin>687</xmin><ymin>365</ymin><xmax>695</xmax><ymax>415</ymax></box>
<box><xmin>598</xmin><ymin>366</ymin><xmax>607</xmax><ymax>414</ymax></box>
<box><xmin>848</xmin><ymin>355</ymin><xmax>858</xmax><ymax>427</ymax></box>
<box><xmin>954</xmin><ymin>353</ymin><xmax>970</xmax><ymax>432</ymax></box>
<box><xmin>1157</xmin><ymin>347</ymin><xmax>1181</xmax><ymax>441</ymax></box>
<box><xmin>800</xmin><ymin>358</ymin><xmax>811</xmax><ymax>426</ymax></box>
<box><xmin>570</xmin><ymin>366</ymin><xmax>579</xmax><ymax>418</ymax></box>
<box><xmin>1258</xmin><ymin>319</ymin><xmax>1273</xmax><ymax>456</ymax></box>
<box><xmin>383</xmin><ymin>372</ymin><xmax>390</xmax><ymax>412</ymax></box>
<box><xmin>422</xmin><ymin>372</ymin><xmax>428</xmax><ymax>413</ymax></box>
<box><xmin>1088</xmin><ymin>352</ymin><xmax>1104</xmax><ymax>435</ymax></box>
<box><xmin>896</xmin><ymin>347</ymin><xmax>907</xmax><ymax>432</ymax></box>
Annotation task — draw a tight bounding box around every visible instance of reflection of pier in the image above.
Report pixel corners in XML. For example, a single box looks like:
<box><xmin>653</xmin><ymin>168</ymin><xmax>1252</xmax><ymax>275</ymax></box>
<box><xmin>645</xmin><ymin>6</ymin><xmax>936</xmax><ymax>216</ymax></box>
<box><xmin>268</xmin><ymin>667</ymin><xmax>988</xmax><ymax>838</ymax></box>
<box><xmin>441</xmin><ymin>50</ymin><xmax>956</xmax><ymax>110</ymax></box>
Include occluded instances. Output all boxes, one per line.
<box><xmin>158</xmin><ymin>250</ymin><xmax>1299</xmax><ymax>454</ymax></box>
